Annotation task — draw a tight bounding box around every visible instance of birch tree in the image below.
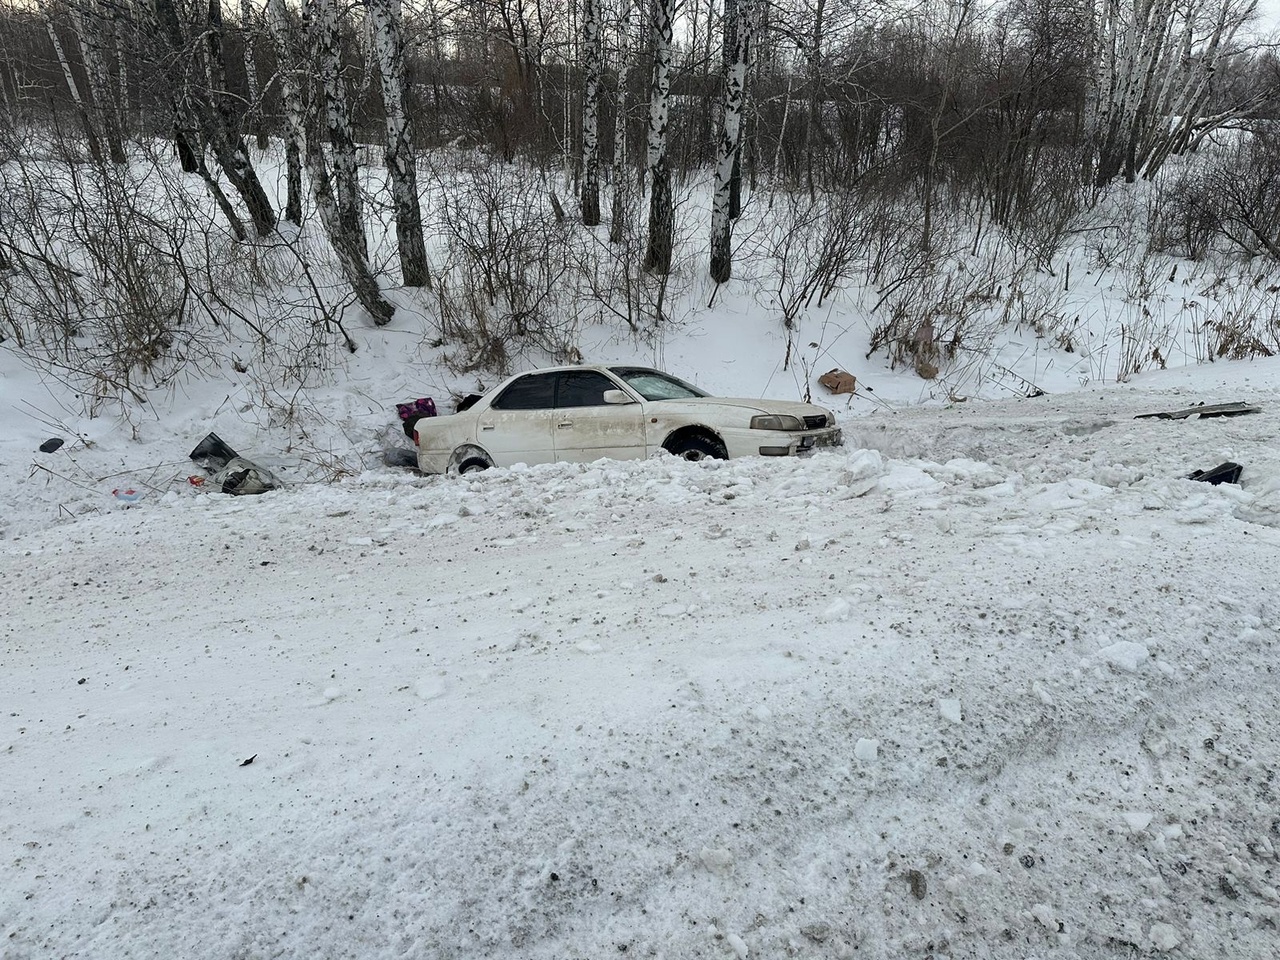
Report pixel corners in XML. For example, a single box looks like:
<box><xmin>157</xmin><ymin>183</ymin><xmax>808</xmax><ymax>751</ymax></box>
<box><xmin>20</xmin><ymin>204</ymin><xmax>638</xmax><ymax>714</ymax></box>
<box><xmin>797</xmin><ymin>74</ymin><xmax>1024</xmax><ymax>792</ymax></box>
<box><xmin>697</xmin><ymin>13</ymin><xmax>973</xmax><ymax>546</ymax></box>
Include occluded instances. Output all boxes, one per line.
<box><xmin>310</xmin><ymin>0</ymin><xmax>367</xmax><ymax>259</ymax></box>
<box><xmin>241</xmin><ymin>0</ymin><xmax>269</xmax><ymax>151</ymax></box>
<box><xmin>261</xmin><ymin>0</ymin><xmax>302</xmax><ymax>225</ymax></box>
<box><xmin>709</xmin><ymin>0</ymin><xmax>755</xmax><ymax>283</ymax></box>
<box><xmin>581</xmin><ymin>0</ymin><xmax>603</xmax><ymax>225</ymax></box>
<box><xmin>643</xmin><ymin>0</ymin><xmax>675</xmax><ymax>274</ymax></box>
<box><xmin>366</xmin><ymin>0</ymin><xmax>430</xmax><ymax>286</ymax></box>
<box><xmin>284</xmin><ymin>138</ymin><xmax>304</xmax><ymax>224</ymax></box>
<box><xmin>114</xmin><ymin>1</ymin><xmax>133</xmax><ymax>136</ymax></box>
<box><xmin>41</xmin><ymin>4</ymin><xmax>104</xmax><ymax>162</ymax></box>
<box><xmin>267</xmin><ymin>0</ymin><xmax>394</xmax><ymax>324</ymax></box>
<box><xmin>152</xmin><ymin>0</ymin><xmax>277</xmax><ymax>236</ymax></box>
<box><xmin>721</xmin><ymin>0</ymin><xmax>743</xmax><ymax>220</ymax></box>
<box><xmin>1089</xmin><ymin>0</ymin><xmax>1259</xmax><ymax>185</ymax></box>
<box><xmin>70</xmin><ymin>1</ymin><xmax>125</xmax><ymax>163</ymax></box>
<box><xmin>609</xmin><ymin>0</ymin><xmax>633</xmax><ymax>243</ymax></box>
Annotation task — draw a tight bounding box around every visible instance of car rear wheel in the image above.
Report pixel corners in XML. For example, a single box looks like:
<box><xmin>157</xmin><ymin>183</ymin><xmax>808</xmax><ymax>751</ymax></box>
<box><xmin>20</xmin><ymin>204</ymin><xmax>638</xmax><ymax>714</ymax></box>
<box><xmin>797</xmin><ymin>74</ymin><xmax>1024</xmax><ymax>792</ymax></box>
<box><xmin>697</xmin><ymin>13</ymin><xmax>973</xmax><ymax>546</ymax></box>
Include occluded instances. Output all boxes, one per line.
<box><xmin>450</xmin><ymin>445</ymin><xmax>494</xmax><ymax>476</ymax></box>
<box><xmin>666</xmin><ymin>433</ymin><xmax>728</xmax><ymax>462</ymax></box>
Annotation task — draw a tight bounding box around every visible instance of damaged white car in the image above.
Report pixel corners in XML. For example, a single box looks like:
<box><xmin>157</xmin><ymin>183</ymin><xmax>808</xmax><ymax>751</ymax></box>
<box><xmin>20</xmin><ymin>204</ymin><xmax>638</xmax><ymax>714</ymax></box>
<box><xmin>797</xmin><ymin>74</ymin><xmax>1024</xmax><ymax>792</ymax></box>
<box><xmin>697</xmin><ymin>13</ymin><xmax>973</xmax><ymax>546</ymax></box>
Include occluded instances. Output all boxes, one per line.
<box><xmin>413</xmin><ymin>364</ymin><xmax>842</xmax><ymax>475</ymax></box>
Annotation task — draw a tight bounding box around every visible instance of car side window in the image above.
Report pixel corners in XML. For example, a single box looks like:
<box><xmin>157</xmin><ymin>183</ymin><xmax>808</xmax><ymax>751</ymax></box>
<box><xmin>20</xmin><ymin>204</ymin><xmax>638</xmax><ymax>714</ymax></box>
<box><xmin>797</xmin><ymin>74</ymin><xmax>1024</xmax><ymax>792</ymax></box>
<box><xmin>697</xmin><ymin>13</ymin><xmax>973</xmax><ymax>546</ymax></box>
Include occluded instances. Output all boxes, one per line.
<box><xmin>555</xmin><ymin>371</ymin><xmax>619</xmax><ymax>408</ymax></box>
<box><xmin>490</xmin><ymin>373</ymin><xmax>557</xmax><ymax>410</ymax></box>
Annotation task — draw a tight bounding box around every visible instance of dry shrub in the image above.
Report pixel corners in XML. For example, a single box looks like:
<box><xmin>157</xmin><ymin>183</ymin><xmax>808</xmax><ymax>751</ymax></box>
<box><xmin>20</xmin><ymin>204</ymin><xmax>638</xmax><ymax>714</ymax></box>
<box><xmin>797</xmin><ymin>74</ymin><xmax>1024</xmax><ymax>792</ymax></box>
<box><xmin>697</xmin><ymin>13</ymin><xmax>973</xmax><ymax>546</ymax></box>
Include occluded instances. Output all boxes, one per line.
<box><xmin>868</xmin><ymin>271</ymin><xmax>979</xmax><ymax>379</ymax></box>
<box><xmin>865</xmin><ymin>206</ymin><xmax>1070</xmax><ymax>386</ymax></box>
<box><xmin>0</xmin><ymin>129</ymin><xmax>366</xmax><ymax>417</ymax></box>
<box><xmin>1003</xmin><ymin>148</ymin><xmax>1087</xmax><ymax>272</ymax></box>
<box><xmin>764</xmin><ymin>190</ymin><xmax>864</xmax><ymax>320</ymax></box>
<box><xmin>0</xmin><ymin>148</ymin><xmax>210</xmax><ymax>410</ymax></box>
<box><xmin>206</xmin><ymin>226</ymin><xmax>363</xmax><ymax>386</ymax></box>
<box><xmin>1194</xmin><ymin>270</ymin><xmax>1280</xmax><ymax>361</ymax></box>
<box><xmin>432</xmin><ymin>159</ymin><xmax>580</xmax><ymax>375</ymax></box>
<box><xmin>1147</xmin><ymin>166</ymin><xmax>1219</xmax><ymax>260</ymax></box>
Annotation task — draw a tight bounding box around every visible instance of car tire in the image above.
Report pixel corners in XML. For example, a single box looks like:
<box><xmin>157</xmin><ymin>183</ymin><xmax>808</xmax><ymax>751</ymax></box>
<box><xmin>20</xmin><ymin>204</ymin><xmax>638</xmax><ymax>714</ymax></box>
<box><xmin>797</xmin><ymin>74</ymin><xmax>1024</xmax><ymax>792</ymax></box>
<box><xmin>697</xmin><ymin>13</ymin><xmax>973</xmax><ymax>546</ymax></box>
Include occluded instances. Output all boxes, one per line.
<box><xmin>666</xmin><ymin>432</ymin><xmax>728</xmax><ymax>462</ymax></box>
<box><xmin>449</xmin><ymin>445</ymin><xmax>494</xmax><ymax>476</ymax></box>
<box><xmin>457</xmin><ymin>457</ymin><xmax>490</xmax><ymax>475</ymax></box>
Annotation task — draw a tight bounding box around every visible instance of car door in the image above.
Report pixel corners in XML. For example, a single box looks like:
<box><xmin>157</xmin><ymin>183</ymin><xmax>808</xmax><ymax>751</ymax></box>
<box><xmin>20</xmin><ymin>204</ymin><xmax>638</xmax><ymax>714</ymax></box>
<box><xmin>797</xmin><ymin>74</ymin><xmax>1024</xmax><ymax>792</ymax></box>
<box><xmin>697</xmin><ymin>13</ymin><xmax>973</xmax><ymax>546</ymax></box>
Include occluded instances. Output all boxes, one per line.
<box><xmin>475</xmin><ymin>372</ymin><xmax>558</xmax><ymax>466</ymax></box>
<box><xmin>552</xmin><ymin>370</ymin><xmax>647</xmax><ymax>464</ymax></box>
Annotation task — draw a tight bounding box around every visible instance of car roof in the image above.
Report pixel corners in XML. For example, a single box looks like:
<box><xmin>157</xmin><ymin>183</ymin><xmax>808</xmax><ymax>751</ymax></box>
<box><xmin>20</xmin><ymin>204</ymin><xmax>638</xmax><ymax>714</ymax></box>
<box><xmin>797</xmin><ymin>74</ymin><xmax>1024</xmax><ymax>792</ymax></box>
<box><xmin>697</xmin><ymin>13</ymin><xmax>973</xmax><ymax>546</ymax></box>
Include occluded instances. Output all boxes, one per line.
<box><xmin>480</xmin><ymin>365</ymin><xmax>655</xmax><ymax>398</ymax></box>
<box><xmin>510</xmin><ymin>364</ymin><xmax>652</xmax><ymax>375</ymax></box>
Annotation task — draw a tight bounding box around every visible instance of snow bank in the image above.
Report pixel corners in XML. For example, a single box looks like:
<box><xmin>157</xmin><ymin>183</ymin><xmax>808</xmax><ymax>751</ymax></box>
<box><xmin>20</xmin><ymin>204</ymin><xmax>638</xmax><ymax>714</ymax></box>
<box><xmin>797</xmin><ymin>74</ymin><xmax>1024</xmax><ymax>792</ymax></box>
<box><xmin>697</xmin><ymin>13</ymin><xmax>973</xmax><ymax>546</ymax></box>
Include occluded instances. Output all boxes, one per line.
<box><xmin>4</xmin><ymin>359</ymin><xmax>1280</xmax><ymax>958</ymax></box>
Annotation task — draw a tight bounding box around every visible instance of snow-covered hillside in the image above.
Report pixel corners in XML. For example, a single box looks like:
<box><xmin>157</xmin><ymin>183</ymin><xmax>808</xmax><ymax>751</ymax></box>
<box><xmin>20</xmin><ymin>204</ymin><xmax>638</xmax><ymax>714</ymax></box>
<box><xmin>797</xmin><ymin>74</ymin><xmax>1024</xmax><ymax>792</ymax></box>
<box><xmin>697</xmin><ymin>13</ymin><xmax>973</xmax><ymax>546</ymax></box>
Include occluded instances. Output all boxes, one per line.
<box><xmin>3</xmin><ymin>355</ymin><xmax>1279</xmax><ymax>958</ymax></box>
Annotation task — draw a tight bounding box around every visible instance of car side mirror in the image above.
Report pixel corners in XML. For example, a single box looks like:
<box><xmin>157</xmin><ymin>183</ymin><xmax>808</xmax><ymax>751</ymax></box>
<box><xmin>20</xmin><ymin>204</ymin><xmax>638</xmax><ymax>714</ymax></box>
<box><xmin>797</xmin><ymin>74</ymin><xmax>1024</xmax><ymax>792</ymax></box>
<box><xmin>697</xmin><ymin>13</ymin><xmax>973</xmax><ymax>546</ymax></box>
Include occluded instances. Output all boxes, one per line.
<box><xmin>602</xmin><ymin>389</ymin><xmax>635</xmax><ymax>404</ymax></box>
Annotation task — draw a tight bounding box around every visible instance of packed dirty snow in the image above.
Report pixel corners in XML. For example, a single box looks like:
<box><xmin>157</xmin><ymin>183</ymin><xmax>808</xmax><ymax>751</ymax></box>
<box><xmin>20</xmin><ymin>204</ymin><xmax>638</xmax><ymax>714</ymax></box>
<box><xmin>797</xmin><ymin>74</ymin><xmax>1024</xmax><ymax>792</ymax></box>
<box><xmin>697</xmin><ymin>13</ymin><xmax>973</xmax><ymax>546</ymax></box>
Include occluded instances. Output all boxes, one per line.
<box><xmin>3</xmin><ymin>358</ymin><xmax>1279</xmax><ymax>958</ymax></box>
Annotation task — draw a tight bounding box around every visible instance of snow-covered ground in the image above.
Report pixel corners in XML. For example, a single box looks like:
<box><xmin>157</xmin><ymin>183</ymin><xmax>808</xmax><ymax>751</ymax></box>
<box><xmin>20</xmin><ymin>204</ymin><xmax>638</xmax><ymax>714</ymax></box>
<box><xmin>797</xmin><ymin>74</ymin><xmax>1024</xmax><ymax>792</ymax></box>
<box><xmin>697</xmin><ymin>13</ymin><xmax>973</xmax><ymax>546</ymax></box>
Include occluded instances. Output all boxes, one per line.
<box><xmin>3</xmin><ymin>350</ymin><xmax>1279</xmax><ymax>958</ymax></box>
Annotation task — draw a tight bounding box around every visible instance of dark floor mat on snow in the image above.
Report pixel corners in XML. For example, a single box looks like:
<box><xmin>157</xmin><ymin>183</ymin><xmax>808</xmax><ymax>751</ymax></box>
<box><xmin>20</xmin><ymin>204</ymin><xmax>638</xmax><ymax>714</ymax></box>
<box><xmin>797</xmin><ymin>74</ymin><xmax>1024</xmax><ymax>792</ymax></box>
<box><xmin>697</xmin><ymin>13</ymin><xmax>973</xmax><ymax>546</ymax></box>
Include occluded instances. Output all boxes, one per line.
<box><xmin>1187</xmin><ymin>462</ymin><xmax>1243</xmax><ymax>485</ymax></box>
<box><xmin>1135</xmin><ymin>401</ymin><xmax>1261</xmax><ymax>420</ymax></box>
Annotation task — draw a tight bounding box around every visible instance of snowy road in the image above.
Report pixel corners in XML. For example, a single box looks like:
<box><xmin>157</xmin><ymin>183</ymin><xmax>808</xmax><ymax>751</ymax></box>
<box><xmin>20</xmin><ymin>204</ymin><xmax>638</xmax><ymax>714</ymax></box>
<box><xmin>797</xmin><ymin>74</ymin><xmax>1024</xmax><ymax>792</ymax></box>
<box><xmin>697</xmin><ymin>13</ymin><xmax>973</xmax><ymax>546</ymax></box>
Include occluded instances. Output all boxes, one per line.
<box><xmin>4</xmin><ymin>377</ymin><xmax>1280</xmax><ymax>958</ymax></box>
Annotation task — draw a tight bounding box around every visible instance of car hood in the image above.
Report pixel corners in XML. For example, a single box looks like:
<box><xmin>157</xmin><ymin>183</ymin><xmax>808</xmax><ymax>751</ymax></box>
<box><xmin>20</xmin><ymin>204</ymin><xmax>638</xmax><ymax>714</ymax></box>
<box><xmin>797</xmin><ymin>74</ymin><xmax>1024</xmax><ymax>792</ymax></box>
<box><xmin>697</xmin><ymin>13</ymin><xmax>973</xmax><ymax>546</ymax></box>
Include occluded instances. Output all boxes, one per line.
<box><xmin>649</xmin><ymin>396</ymin><xmax>833</xmax><ymax>419</ymax></box>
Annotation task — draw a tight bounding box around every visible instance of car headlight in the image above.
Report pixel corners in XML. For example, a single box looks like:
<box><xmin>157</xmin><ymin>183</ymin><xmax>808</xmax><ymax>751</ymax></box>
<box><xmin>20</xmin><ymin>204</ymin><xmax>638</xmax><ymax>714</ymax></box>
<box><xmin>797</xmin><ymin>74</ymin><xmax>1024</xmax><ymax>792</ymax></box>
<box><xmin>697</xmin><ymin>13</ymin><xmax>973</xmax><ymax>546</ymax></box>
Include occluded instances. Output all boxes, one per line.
<box><xmin>750</xmin><ymin>414</ymin><xmax>804</xmax><ymax>431</ymax></box>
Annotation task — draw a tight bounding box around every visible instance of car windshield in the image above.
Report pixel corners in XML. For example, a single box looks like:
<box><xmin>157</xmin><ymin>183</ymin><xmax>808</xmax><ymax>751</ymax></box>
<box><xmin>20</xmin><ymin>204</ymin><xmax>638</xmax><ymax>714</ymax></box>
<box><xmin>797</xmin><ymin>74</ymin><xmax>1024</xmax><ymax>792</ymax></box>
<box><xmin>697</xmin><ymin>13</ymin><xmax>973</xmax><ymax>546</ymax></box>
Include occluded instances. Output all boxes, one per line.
<box><xmin>609</xmin><ymin>367</ymin><xmax>710</xmax><ymax>401</ymax></box>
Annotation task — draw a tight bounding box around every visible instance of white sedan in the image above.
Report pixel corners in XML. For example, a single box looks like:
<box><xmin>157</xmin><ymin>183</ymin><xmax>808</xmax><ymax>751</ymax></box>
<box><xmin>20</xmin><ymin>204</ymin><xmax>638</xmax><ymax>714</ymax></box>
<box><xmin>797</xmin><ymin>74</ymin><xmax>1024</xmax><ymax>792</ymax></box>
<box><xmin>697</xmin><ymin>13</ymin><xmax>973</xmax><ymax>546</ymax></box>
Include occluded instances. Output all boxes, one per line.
<box><xmin>412</xmin><ymin>364</ymin><xmax>842</xmax><ymax>475</ymax></box>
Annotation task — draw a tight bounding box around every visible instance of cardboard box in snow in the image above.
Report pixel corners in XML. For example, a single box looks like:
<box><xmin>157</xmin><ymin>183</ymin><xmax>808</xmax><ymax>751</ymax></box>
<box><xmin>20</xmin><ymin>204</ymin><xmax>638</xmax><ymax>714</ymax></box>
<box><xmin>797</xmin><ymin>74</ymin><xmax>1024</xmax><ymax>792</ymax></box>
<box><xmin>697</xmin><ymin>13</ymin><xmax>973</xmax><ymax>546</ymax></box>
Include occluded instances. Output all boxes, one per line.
<box><xmin>818</xmin><ymin>369</ymin><xmax>857</xmax><ymax>395</ymax></box>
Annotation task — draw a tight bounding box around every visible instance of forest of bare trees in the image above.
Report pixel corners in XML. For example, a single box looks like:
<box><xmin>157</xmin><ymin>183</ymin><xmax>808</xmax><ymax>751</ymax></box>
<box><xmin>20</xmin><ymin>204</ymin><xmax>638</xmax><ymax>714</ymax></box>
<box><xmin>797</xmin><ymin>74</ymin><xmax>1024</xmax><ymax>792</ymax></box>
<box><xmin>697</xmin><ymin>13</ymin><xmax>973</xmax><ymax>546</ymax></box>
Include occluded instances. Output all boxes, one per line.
<box><xmin>1</xmin><ymin>0</ymin><xmax>1278</xmax><ymax>400</ymax></box>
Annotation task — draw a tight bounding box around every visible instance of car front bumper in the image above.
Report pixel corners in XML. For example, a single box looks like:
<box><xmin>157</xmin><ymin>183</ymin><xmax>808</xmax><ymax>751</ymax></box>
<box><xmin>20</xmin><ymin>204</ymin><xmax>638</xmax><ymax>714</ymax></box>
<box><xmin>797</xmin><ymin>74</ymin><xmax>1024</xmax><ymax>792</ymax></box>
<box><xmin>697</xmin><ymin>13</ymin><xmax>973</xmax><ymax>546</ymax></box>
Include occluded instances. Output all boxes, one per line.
<box><xmin>754</xmin><ymin>426</ymin><xmax>843</xmax><ymax>457</ymax></box>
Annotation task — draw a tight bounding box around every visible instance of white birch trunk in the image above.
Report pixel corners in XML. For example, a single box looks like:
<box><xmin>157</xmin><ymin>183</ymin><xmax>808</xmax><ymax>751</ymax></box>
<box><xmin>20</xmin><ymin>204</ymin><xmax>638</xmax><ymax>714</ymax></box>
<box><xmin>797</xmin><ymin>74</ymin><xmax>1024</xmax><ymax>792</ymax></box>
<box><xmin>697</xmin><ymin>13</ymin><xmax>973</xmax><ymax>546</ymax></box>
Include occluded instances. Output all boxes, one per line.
<box><xmin>204</xmin><ymin>0</ymin><xmax>277</xmax><ymax>235</ymax></box>
<box><xmin>267</xmin><ymin>0</ymin><xmax>392</xmax><ymax>325</ymax></box>
<box><xmin>0</xmin><ymin>210</ymin><xmax>10</xmax><ymax>271</ymax></box>
<box><xmin>114</xmin><ymin>2</ymin><xmax>131</xmax><ymax>135</ymax></box>
<box><xmin>709</xmin><ymin>0</ymin><xmax>755</xmax><ymax>283</ymax></box>
<box><xmin>367</xmin><ymin>0</ymin><xmax>430</xmax><ymax>287</ymax></box>
<box><xmin>1088</xmin><ymin>0</ymin><xmax>1257</xmax><ymax>185</ymax></box>
<box><xmin>580</xmin><ymin>0</ymin><xmax>603</xmax><ymax>225</ymax></box>
<box><xmin>609</xmin><ymin>0</ymin><xmax>632</xmax><ymax>243</ymax></box>
<box><xmin>309</xmin><ymin>0</ymin><xmax>368</xmax><ymax>260</ymax></box>
<box><xmin>42</xmin><ymin>6</ymin><xmax>103</xmax><ymax>163</ymax></box>
<box><xmin>642</xmin><ymin>0</ymin><xmax>674</xmax><ymax>274</ymax></box>
<box><xmin>150</xmin><ymin>0</ymin><xmax>276</xmax><ymax>235</ymax></box>
<box><xmin>241</xmin><ymin>0</ymin><xmax>269</xmax><ymax>151</ymax></box>
<box><xmin>70</xmin><ymin>1</ymin><xmax>125</xmax><ymax>163</ymax></box>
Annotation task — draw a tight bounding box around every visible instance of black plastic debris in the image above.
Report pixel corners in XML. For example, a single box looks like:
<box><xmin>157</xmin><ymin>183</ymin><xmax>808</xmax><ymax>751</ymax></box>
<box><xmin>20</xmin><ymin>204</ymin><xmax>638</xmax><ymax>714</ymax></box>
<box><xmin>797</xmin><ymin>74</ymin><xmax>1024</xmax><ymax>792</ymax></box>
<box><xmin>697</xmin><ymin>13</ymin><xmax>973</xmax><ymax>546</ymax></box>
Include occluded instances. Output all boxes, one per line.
<box><xmin>1135</xmin><ymin>401</ymin><xmax>1261</xmax><ymax>420</ymax></box>
<box><xmin>217</xmin><ymin>459</ymin><xmax>280</xmax><ymax>495</ymax></box>
<box><xmin>189</xmin><ymin>432</ymin><xmax>281</xmax><ymax>495</ymax></box>
<box><xmin>382</xmin><ymin>447</ymin><xmax>418</xmax><ymax>469</ymax></box>
<box><xmin>1187</xmin><ymin>462</ymin><xmax>1243</xmax><ymax>485</ymax></box>
<box><xmin>189</xmin><ymin>432</ymin><xmax>239</xmax><ymax>472</ymax></box>
<box><xmin>38</xmin><ymin>438</ymin><xmax>64</xmax><ymax>453</ymax></box>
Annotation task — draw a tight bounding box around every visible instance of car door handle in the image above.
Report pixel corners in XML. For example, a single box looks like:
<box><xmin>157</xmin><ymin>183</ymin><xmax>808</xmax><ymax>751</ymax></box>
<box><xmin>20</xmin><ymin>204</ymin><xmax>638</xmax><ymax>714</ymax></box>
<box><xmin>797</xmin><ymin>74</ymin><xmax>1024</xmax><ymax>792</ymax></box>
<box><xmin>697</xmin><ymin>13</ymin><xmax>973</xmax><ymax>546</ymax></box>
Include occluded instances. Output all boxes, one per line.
<box><xmin>480</xmin><ymin>423</ymin><xmax>495</xmax><ymax>431</ymax></box>
<box><xmin>557</xmin><ymin>421</ymin><xmax>573</xmax><ymax>429</ymax></box>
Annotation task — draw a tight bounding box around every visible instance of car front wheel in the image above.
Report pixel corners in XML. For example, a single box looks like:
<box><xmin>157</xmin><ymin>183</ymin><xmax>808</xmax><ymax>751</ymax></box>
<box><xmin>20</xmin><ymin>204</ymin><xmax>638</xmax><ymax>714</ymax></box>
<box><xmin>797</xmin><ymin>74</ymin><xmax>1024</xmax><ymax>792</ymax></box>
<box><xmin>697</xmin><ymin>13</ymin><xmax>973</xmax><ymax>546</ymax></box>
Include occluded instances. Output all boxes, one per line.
<box><xmin>666</xmin><ymin>433</ymin><xmax>728</xmax><ymax>462</ymax></box>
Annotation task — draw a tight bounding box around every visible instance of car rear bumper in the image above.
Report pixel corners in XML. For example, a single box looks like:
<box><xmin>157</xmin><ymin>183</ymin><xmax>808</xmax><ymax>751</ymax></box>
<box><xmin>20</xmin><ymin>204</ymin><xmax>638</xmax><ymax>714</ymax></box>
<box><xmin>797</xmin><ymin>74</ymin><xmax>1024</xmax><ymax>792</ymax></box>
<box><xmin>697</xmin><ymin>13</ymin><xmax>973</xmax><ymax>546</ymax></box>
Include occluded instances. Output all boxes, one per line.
<box><xmin>416</xmin><ymin>449</ymin><xmax>452</xmax><ymax>474</ymax></box>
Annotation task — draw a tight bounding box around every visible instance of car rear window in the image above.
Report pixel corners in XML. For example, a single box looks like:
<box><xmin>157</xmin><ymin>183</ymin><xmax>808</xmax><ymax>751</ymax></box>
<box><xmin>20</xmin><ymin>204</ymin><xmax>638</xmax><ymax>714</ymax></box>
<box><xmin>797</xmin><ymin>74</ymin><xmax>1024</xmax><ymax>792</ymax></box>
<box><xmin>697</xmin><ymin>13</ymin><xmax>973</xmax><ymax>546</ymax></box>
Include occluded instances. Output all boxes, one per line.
<box><xmin>490</xmin><ymin>373</ymin><xmax>557</xmax><ymax>410</ymax></box>
<box><xmin>556</xmin><ymin>370</ymin><xmax>618</xmax><ymax>407</ymax></box>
